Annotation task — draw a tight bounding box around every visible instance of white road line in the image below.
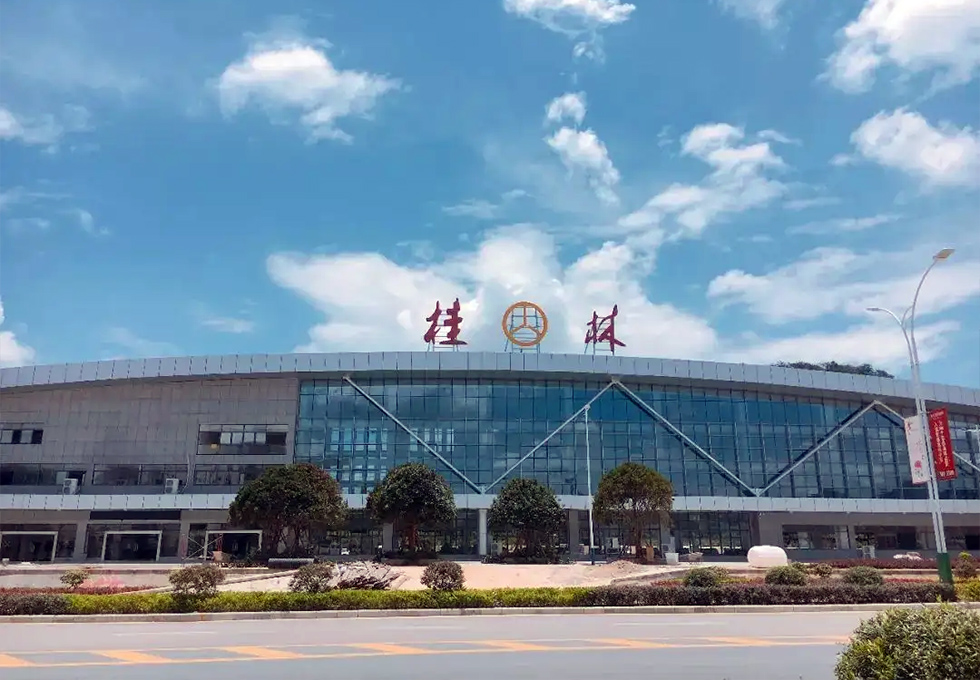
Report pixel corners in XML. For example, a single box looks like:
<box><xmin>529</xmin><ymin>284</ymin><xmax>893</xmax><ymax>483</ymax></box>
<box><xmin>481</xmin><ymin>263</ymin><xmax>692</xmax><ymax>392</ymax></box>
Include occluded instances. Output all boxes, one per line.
<box><xmin>113</xmin><ymin>631</ymin><xmax>218</xmax><ymax>637</ymax></box>
<box><xmin>613</xmin><ymin>622</ymin><xmax>715</xmax><ymax>627</ymax></box>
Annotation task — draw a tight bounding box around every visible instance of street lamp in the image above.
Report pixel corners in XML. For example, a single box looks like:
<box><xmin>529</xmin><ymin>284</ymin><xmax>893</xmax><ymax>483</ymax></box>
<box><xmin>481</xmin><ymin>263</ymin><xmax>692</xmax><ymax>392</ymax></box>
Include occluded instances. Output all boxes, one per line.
<box><xmin>867</xmin><ymin>247</ymin><xmax>955</xmax><ymax>584</ymax></box>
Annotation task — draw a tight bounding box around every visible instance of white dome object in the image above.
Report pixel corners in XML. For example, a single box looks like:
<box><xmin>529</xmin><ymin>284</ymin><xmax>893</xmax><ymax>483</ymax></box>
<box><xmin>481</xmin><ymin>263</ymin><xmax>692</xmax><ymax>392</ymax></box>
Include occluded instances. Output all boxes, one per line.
<box><xmin>747</xmin><ymin>545</ymin><xmax>789</xmax><ymax>569</ymax></box>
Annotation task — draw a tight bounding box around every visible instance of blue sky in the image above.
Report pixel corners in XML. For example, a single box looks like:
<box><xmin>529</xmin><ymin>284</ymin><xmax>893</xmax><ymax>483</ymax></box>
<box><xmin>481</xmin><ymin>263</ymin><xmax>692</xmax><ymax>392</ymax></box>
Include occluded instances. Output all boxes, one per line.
<box><xmin>1</xmin><ymin>0</ymin><xmax>979</xmax><ymax>386</ymax></box>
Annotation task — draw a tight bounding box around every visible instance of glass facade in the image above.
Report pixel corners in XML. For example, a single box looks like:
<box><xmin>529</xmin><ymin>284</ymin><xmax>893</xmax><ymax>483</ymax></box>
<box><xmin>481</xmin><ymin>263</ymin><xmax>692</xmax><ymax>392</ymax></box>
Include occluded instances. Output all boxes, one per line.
<box><xmin>295</xmin><ymin>378</ymin><xmax>980</xmax><ymax>500</ymax></box>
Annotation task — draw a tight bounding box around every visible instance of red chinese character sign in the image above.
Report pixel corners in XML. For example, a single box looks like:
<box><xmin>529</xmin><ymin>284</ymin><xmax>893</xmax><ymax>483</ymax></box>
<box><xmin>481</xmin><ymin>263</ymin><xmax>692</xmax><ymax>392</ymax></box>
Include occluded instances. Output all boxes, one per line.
<box><xmin>423</xmin><ymin>298</ymin><xmax>467</xmax><ymax>350</ymax></box>
<box><xmin>584</xmin><ymin>305</ymin><xmax>626</xmax><ymax>355</ymax></box>
<box><xmin>927</xmin><ymin>408</ymin><xmax>957</xmax><ymax>482</ymax></box>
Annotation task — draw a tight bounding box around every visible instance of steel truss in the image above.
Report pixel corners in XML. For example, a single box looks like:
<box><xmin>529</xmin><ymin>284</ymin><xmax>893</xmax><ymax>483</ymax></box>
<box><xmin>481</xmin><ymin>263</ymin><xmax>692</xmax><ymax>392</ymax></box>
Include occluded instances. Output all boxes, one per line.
<box><xmin>342</xmin><ymin>374</ymin><xmax>979</xmax><ymax>497</ymax></box>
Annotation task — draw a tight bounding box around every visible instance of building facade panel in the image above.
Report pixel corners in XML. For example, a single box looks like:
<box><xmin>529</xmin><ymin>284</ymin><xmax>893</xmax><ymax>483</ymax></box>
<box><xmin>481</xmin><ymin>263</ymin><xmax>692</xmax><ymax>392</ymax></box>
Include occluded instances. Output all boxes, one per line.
<box><xmin>2</xmin><ymin>352</ymin><xmax>980</xmax><ymax>562</ymax></box>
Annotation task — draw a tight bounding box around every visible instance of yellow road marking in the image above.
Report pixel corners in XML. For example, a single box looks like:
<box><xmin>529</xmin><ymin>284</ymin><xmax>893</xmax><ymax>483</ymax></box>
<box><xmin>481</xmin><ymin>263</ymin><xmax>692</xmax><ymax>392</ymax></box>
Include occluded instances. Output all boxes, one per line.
<box><xmin>0</xmin><ymin>653</ymin><xmax>35</xmax><ymax>668</ymax></box>
<box><xmin>0</xmin><ymin>636</ymin><xmax>848</xmax><ymax>669</ymax></box>
<box><xmin>595</xmin><ymin>638</ymin><xmax>674</xmax><ymax>649</ymax></box>
<box><xmin>222</xmin><ymin>646</ymin><xmax>306</xmax><ymax>660</ymax></box>
<box><xmin>706</xmin><ymin>637</ymin><xmax>777</xmax><ymax>647</ymax></box>
<box><xmin>93</xmin><ymin>650</ymin><xmax>173</xmax><ymax>663</ymax></box>
<box><xmin>480</xmin><ymin>640</ymin><xmax>554</xmax><ymax>651</ymax></box>
<box><xmin>352</xmin><ymin>643</ymin><xmax>435</xmax><ymax>655</ymax></box>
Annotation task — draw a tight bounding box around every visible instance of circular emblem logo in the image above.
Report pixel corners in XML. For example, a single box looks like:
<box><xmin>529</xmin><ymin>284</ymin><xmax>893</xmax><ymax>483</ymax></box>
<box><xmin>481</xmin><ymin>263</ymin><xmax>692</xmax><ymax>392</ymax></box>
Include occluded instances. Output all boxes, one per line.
<box><xmin>501</xmin><ymin>301</ymin><xmax>549</xmax><ymax>347</ymax></box>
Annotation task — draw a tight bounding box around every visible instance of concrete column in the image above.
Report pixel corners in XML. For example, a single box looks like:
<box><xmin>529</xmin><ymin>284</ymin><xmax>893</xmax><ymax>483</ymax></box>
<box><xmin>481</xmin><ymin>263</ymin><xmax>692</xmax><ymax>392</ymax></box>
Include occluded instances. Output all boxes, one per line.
<box><xmin>71</xmin><ymin>522</ymin><xmax>88</xmax><ymax>562</ymax></box>
<box><xmin>177</xmin><ymin>515</ymin><xmax>192</xmax><ymax>561</ymax></box>
<box><xmin>658</xmin><ymin>515</ymin><xmax>674</xmax><ymax>553</ymax></box>
<box><xmin>757</xmin><ymin>513</ymin><xmax>783</xmax><ymax>547</ymax></box>
<box><xmin>567</xmin><ymin>509</ymin><xmax>580</xmax><ymax>557</ymax></box>
<box><xmin>382</xmin><ymin>523</ymin><xmax>394</xmax><ymax>552</ymax></box>
<box><xmin>478</xmin><ymin>508</ymin><xmax>488</xmax><ymax>556</ymax></box>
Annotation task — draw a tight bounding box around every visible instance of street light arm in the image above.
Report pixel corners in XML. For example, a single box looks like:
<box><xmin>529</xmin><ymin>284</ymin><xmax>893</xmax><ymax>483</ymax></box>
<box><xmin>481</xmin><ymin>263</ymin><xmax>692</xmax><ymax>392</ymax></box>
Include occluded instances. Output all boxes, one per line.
<box><xmin>908</xmin><ymin>257</ymin><xmax>941</xmax><ymax>366</ymax></box>
<box><xmin>867</xmin><ymin>306</ymin><xmax>915</xmax><ymax>370</ymax></box>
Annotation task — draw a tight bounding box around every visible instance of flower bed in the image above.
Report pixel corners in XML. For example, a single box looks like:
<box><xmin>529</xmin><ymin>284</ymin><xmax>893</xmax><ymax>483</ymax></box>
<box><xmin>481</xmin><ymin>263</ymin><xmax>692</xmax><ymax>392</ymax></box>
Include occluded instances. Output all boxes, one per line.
<box><xmin>0</xmin><ymin>582</ymin><xmax>956</xmax><ymax>616</ymax></box>
<box><xmin>826</xmin><ymin>558</ymin><xmax>938</xmax><ymax>570</ymax></box>
<box><xmin>0</xmin><ymin>587</ymin><xmax>147</xmax><ymax>595</ymax></box>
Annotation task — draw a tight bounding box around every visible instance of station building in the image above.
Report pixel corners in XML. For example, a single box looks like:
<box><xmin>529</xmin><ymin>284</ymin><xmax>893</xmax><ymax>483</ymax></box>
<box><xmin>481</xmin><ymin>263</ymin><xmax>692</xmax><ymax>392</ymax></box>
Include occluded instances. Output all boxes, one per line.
<box><xmin>1</xmin><ymin>352</ymin><xmax>978</xmax><ymax>562</ymax></box>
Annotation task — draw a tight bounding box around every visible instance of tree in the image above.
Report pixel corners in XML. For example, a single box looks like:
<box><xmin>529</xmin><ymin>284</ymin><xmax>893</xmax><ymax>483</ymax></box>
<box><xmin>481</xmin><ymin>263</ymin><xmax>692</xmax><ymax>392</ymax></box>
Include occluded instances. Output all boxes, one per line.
<box><xmin>593</xmin><ymin>462</ymin><xmax>673</xmax><ymax>559</ymax></box>
<box><xmin>487</xmin><ymin>478</ymin><xmax>563</xmax><ymax>558</ymax></box>
<box><xmin>366</xmin><ymin>463</ymin><xmax>456</xmax><ymax>552</ymax></box>
<box><xmin>775</xmin><ymin>361</ymin><xmax>894</xmax><ymax>379</ymax></box>
<box><xmin>228</xmin><ymin>463</ymin><xmax>347</xmax><ymax>557</ymax></box>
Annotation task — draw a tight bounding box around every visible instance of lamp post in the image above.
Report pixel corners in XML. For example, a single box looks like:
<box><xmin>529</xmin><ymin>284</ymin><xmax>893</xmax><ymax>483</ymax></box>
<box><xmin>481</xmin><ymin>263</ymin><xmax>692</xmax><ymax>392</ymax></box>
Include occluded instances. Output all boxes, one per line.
<box><xmin>867</xmin><ymin>247</ymin><xmax>955</xmax><ymax>585</ymax></box>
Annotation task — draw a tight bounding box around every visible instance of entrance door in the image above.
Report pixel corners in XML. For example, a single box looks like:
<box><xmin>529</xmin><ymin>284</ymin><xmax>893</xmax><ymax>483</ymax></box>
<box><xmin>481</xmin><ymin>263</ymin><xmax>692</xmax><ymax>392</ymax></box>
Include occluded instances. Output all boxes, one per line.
<box><xmin>102</xmin><ymin>532</ymin><xmax>161</xmax><ymax>561</ymax></box>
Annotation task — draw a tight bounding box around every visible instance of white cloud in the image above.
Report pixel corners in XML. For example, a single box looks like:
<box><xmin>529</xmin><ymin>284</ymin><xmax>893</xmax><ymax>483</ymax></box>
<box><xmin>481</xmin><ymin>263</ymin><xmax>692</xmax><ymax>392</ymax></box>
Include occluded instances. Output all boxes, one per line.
<box><xmin>825</xmin><ymin>0</ymin><xmax>980</xmax><ymax>93</ymax></box>
<box><xmin>545</xmin><ymin>127</ymin><xmax>621</xmax><ymax>204</ymax></box>
<box><xmin>721</xmin><ymin>320</ymin><xmax>959</xmax><ymax>369</ymax></box>
<box><xmin>708</xmin><ymin>246</ymin><xmax>980</xmax><ymax>324</ymax></box>
<box><xmin>783</xmin><ymin>196</ymin><xmax>842</xmax><ymax>210</ymax></box>
<box><xmin>217</xmin><ymin>33</ymin><xmax>400</xmax><ymax>142</ymax></box>
<box><xmin>503</xmin><ymin>0</ymin><xmax>636</xmax><ymax>60</ymax></box>
<box><xmin>0</xmin><ymin>5</ymin><xmax>145</xmax><ymax>96</ymax></box>
<box><xmin>268</xmin><ymin>227</ymin><xmax>971</xmax><ymax>371</ymax></box>
<box><xmin>0</xmin><ymin>300</ymin><xmax>36</xmax><ymax>368</ymax></box>
<box><xmin>716</xmin><ymin>0</ymin><xmax>787</xmax><ymax>30</ymax></box>
<box><xmin>201</xmin><ymin>316</ymin><xmax>255</xmax><ymax>334</ymax></box>
<box><xmin>192</xmin><ymin>303</ymin><xmax>255</xmax><ymax>334</ymax></box>
<box><xmin>0</xmin><ymin>105</ymin><xmax>90</xmax><ymax>150</ymax></box>
<box><xmin>442</xmin><ymin>199</ymin><xmax>499</xmax><ymax>220</ymax></box>
<box><xmin>103</xmin><ymin>327</ymin><xmax>179</xmax><ymax>358</ymax></box>
<box><xmin>758</xmin><ymin>129</ymin><xmax>798</xmax><ymax>144</ymax></box>
<box><xmin>545</xmin><ymin>92</ymin><xmax>587</xmax><ymax>125</ymax></box>
<box><xmin>846</xmin><ymin>109</ymin><xmax>980</xmax><ymax>187</ymax></box>
<box><xmin>787</xmin><ymin>213</ymin><xmax>901</xmax><ymax>235</ymax></box>
<box><xmin>442</xmin><ymin>190</ymin><xmax>530</xmax><ymax>221</ymax></box>
<box><xmin>619</xmin><ymin>123</ymin><xmax>787</xmax><ymax>235</ymax></box>
<box><xmin>267</xmin><ymin>225</ymin><xmax>716</xmax><ymax>357</ymax></box>
<box><xmin>66</xmin><ymin>207</ymin><xmax>109</xmax><ymax>236</ymax></box>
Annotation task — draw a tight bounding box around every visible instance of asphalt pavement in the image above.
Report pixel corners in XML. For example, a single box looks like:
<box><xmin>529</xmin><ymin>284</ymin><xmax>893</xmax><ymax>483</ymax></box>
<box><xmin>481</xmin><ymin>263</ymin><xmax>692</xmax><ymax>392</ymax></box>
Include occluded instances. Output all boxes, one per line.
<box><xmin>0</xmin><ymin>611</ymin><xmax>866</xmax><ymax>679</ymax></box>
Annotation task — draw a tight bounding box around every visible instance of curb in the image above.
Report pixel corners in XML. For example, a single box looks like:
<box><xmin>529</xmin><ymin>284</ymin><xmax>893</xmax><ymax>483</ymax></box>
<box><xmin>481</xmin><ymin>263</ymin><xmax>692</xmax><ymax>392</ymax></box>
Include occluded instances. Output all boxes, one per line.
<box><xmin>1</xmin><ymin>602</ymin><xmax>977</xmax><ymax>624</ymax></box>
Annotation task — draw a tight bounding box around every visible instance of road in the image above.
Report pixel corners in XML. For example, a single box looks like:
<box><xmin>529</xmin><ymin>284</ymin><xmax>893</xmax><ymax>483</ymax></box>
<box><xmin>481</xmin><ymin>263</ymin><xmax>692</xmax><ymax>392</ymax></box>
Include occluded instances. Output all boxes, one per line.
<box><xmin>0</xmin><ymin>611</ymin><xmax>864</xmax><ymax>679</ymax></box>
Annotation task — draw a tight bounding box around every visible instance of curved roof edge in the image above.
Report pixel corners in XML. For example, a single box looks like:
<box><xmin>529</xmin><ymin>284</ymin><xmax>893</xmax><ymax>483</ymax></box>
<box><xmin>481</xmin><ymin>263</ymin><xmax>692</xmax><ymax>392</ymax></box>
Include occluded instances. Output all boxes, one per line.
<box><xmin>1</xmin><ymin>351</ymin><xmax>978</xmax><ymax>408</ymax></box>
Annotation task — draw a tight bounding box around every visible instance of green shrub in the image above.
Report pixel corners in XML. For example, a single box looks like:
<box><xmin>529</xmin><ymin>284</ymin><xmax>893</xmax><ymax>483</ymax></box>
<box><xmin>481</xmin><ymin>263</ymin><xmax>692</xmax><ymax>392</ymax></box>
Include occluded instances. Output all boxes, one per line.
<box><xmin>956</xmin><ymin>580</ymin><xmax>980</xmax><ymax>602</ymax></box>
<box><xmin>0</xmin><ymin>593</ymin><xmax>71</xmax><ymax>615</ymax></box>
<box><xmin>810</xmin><ymin>563</ymin><xmax>834</xmax><ymax>579</ymax></box>
<box><xmin>835</xmin><ymin>604</ymin><xmax>980</xmax><ymax>680</ymax></box>
<box><xmin>168</xmin><ymin>564</ymin><xmax>225</xmax><ymax>598</ymax></box>
<box><xmin>420</xmin><ymin>561</ymin><xmax>465</xmax><ymax>592</ymax></box>
<box><xmin>67</xmin><ymin>593</ymin><xmax>177</xmax><ymax>615</ymax></box>
<box><xmin>683</xmin><ymin>567</ymin><xmax>728</xmax><ymax>588</ymax></box>
<box><xmin>579</xmin><ymin>583</ymin><xmax>954</xmax><ymax>607</ymax></box>
<box><xmin>59</xmin><ymin>568</ymin><xmax>89</xmax><ymax>591</ymax></box>
<box><xmin>288</xmin><ymin>563</ymin><xmax>336</xmax><ymax>593</ymax></box>
<box><xmin>842</xmin><ymin>566</ymin><xmax>884</xmax><ymax>587</ymax></box>
<box><xmin>954</xmin><ymin>554</ymin><xmax>978</xmax><ymax>581</ymax></box>
<box><xmin>0</xmin><ymin>582</ymin><xmax>957</xmax><ymax>616</ymax></box>
<box><xmin>789</xmin><ymin>562</ymin><xmax>809</xmax><ymax>573</ymax></box>
<box><xmin>765</xmin><ymin>565</ymin><xmax>807</xmax><ymax>586</ymax></box>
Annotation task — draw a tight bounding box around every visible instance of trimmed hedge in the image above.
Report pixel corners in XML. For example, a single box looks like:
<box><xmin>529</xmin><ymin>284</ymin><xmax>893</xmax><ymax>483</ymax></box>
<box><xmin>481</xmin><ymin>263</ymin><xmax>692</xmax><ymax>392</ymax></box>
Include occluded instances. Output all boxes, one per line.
<box><xmin>578</xmin><ymin>583</ymin><xmax>955</xmax><ymax>607</ymax></box>
<box><xmin>0</xmin><ymin>587</ymin><xmax>145</xmax><ymax>595</ymax></box>
<box><xmin>0</xmin><ymin>582</ymin><xmax>956</xmax><ymax>616</ymax></box>
<box><xmin>827</xmin><ymin>558</ymin><xmax>938</xmax><ymax>570</ymax></box>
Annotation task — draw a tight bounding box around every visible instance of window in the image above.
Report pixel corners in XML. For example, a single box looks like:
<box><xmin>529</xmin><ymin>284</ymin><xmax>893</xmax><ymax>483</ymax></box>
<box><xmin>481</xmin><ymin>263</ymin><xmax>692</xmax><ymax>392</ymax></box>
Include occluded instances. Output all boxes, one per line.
<box><xmin>0</xmin><ymin>427</ymin><xmax>43</xmax><ymax>445</ymax></box>
<box><xmin>197</xmin><ymin>425</ymin><xmax>288</xmax><ymax>456</ymax></box>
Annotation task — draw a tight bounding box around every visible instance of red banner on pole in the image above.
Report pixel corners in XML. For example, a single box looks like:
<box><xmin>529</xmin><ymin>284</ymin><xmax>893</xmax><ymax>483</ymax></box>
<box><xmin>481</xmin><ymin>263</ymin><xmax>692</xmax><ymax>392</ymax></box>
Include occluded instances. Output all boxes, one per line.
<box><xmin>928</xmin><ymin>408</ymin><xmax>957</xmax><ymax>482</ymax></box>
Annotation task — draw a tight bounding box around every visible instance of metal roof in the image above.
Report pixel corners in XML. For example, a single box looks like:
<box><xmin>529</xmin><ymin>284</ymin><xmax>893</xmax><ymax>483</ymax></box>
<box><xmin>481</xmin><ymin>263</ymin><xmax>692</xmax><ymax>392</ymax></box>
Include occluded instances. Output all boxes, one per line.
<box><xmin>2</xmin><ymin>351</ymin><xmax>979</xmax><ymax>408</ymax></box>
